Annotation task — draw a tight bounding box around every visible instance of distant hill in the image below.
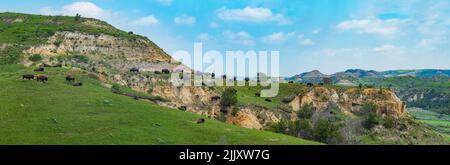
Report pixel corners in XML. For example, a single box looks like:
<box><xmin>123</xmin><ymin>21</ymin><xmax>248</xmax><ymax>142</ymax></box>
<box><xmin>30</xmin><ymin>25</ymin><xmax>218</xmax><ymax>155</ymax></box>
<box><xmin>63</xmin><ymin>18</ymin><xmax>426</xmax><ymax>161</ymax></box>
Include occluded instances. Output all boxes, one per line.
<box><xmin>287</xmin><ymin>69</ymin><xmax>450</xmax><ymax>84</ymax></box>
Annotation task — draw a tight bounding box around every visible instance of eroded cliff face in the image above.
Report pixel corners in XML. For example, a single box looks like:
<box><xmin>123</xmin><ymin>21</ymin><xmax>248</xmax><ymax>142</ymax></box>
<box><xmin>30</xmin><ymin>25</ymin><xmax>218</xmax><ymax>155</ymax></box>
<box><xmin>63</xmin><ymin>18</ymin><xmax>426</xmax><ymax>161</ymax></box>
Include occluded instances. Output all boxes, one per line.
<box><xmin>25</xmin><ymin>31</ymin><xmax>177</xmax><ymax>72</ymax></box>
<box><xmin>289</xmin><ymin>87</ymin><xmax>407</xmax><ymax>119</ymax></box>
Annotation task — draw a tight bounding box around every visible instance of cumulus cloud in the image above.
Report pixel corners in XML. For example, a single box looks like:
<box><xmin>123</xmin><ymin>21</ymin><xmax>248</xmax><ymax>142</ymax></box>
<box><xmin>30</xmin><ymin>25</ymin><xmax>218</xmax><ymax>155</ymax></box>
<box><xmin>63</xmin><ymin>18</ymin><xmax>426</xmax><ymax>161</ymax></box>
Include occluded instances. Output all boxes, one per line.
<box><xmin>39</xmin><ymin>1</ymin><xmax>110</xmax><ymax>19</ymax></box>
<box><xmin>261</xmin><ymin>32</ymin><xmax>296</xmax><ymax>43</ymax></box>
<box><xmin>174</xmin><ymin>15</ymin><xmax>196</xmax><ymax>25</ymax></box>
<box><xmin>217</xmin><ymin>7</ymin><xmax>291</xmax><ymax>25</ymax></box>
<box><xmin>300</xmin><ymin>38</ymin><xmax>315</xmax><ymax>45</ymax></box>
<box><xmin>222</xmin><ymin>31</ymin><xmax>254</xmax><ymax>46</ymax></box>
<box><xmin>209</xmin><ymin>22</ymin><xmax>220</xmax><ymax>28</ymax></box>
<box><xmin>337</xmin><ymin>19</ymin><xmax>406</xmax><ymax>36</ymax></box>
<box><xmin>312</xmin><ymin>29</ymin><xmax>320</xmax><ymax>34</ymax></box>
<box><xmin>133</xmin><ymin>15</ymin><xmax>159</xmax><ymax>26</ymax></box>
<box><xmin>196</xmin><ymin>33</ymin><xmax>210</xmax><ymax>41</ymax></box>
<box><xmin>374</xmin><ymin>44</ymin><xmax>397</xmax><ymax>52</ymax></box>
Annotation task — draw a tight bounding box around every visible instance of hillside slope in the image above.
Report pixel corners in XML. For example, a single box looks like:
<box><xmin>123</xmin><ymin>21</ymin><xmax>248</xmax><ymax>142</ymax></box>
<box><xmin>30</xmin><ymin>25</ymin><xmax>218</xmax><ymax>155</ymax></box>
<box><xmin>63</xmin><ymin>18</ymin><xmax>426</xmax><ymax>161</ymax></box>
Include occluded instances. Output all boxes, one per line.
<box><xmin>0</xmin><ymin>65</ymin><xmax>319</xmax><ymax>144</ymax></box>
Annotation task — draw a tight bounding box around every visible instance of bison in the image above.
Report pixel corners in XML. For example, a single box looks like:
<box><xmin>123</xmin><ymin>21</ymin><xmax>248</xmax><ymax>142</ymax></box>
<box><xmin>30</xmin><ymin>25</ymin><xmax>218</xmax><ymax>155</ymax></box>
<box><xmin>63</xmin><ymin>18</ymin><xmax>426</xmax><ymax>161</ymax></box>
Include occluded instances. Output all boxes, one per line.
<box><xmin>130</xmin><ymin>68</ymin><xmax>139</xmax><ymax>73</ymax></box>
<box><xmin>66</xmin><ymin>75</ymin><xmax>75</xmax><ymax>82</ymax></box>
<box><xmin>22</xmin><ymin>74</ymin><xmax>35</xmax><ymax>80</ymax></box>
<box><xmin>211</xmin><ymin>96</ymin><xmax>221</xmax><ymax>102</ymax></box>
<box><xmin>72</xmin><ymin>82</ymin><xmax>83</xmax><ymax>86</ymax></box>
<box><xmin>220</xmin><ymin>106</ymin><xmax>228</xmax><ymax>113</ymax></box>
<box><xmin>161</xmin><ymin>69</ymin><xmax>170</xmax><ymax>74</ymax></box>
<box><xmin>307</xmin><ymin>83</ymin><xmax>314</xmax><ymax>87</ymax></box>
<box><xmin>255</xmin><ymin>92</ymin><xmax>261</xmax><ymax>97</ymax></box>
<box><xmin>196</xmin><ymin>118</ymin><xmax>205</xmax><ymax>124</ymax></box>
<box><xmin>178</xmin><ymin>106</ymin><xmax>187</xmax><ymax>111</ymax></box>
<box><xmin>36</xmin><ymin>75</ymin><xmax>48</xmax><ymax>82</ymax></box>
<box><xmin>34</xmin><ymin>67</ymin><xmax>44</xmax><ymax>72</ymax></box>
<box><xmin>265</xmin><ymin>98</ymin><xmax>272</xmax><ymax>102</ymax></box>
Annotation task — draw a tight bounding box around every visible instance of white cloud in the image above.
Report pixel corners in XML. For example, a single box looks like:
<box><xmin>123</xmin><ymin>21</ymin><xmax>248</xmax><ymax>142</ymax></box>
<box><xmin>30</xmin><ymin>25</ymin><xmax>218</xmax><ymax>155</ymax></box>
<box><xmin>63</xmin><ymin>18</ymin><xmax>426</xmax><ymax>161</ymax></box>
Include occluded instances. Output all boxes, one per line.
<box><xmin>197</xmin><ymin>33</ymin><xmax>210</xmax><ymax>41</ymax></box>
<box><xmin>300</xmin><ymin>38</ymin><xmax>314</xmax><ymax>45</ymax></box>
<box><xmin>217</xmin><ymin>7</ymin><xmax>291</xmax><ymax>25</ymax></box>
<box><xmin>156</xmin><ymin>0</ymin><xmax>173</xmax><ymax>6</ymax></box>
<box><xmin>174</xmin><ymin>15</ymin><xmax>196</xmax><ymax>25</ymax></box>
<box><xmin>261</xmin><ymin>32</ymin><xmax>296</xmax><ymax>43</ymax></box>
<box><xmin>39</xmin><ymin>1</ymin><xmax>109</xmax><ymax>19</ymax></box>
<box><xmin>210</xmin><ymin>22</ymin><xmax>220</xmax><ymax>28</ymax></box>
<box><xmin>312</xmin><ymin>29</ymin><xmax>320</xmax><ymax>34</ymax></box>
<box><xmin>374</xmin><ymin>44</ymin><xmax>397</xmax><ymax>52</ymax></box>
<box><xmin>222</xmin><ymin>31</ymin><xmax>254</xmax><ymax>46</ymax></box>
<box><xmin>133</xmin><ymin>15</ymin><xmax>159</xmax><ymax>26</ymax></box>
<box><xmin>337</xmin><ymin>19</ymin><xmax>405</xmax><ymax>36</ymax></box>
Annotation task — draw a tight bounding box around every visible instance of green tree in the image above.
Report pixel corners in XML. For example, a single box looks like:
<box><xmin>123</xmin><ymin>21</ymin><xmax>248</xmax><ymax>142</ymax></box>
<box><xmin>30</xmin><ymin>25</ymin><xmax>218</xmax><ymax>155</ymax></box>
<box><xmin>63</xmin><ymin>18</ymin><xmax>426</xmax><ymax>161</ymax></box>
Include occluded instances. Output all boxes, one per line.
<box><xmin>220</xmin><ymin>87</ymin><xmax>237</xmax><ymax>107</ymax></box>
<box><xmin>297</xmin><ymin>103</ymin><xmax>315</xmax><ymax>119</ymax></box>
<box><xmin>313</xmin><ymin>119</ymin><xmax>341</xmax><ymax>144</ymax></box>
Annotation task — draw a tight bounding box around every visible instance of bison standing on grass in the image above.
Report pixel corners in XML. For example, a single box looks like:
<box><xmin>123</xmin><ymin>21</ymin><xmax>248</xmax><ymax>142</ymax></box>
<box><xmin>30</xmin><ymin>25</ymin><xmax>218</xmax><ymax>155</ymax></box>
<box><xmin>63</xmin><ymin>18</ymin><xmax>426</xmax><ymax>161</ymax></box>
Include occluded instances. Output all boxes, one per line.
<box><xmin>196</xmin><ymin>118</ymin><xmax>205</xmax><ymax>124</ymax></box>
<box><xmin>36</xmin><ymin>75</ymin><xmax>48</xmax><ymax>82</ymax></box>
<box><xmin>34</xmin><ymin>67</ymin><xmax>44</xmax><ymax>72</ymax></box>
<box><xmin>66</xmin><ymin>75</ymin><xmax>75</xmax><ymax>82</ymax></box>
<box><xmin>72</xmin><ymin>82</ymin><xmax>83</xmax><ymax>86</ymax></box>
<box><xmin>22</xmin><ymin>74</ymin><xmax>35</xmax><ymax>80</ymax></box>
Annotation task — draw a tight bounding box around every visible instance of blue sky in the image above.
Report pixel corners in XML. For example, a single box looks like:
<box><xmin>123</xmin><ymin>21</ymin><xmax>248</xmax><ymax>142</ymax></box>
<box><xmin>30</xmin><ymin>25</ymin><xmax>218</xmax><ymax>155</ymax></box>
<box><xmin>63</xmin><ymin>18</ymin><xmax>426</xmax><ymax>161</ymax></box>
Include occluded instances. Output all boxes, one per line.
<box><xmin>1</xmin><ymin>0</ymin><xmax>450</xmax><ymax>76</ymax></box>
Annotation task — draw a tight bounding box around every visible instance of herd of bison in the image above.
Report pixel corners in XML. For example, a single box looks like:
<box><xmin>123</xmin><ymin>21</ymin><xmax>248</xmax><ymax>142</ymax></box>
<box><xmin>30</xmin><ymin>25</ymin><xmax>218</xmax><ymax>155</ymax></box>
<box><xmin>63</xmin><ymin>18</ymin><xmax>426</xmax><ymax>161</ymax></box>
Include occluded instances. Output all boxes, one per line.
<box><xmin>21</xmin><ymin>67</ymin><xmax>82</xmax><ymax>86</ymax></box>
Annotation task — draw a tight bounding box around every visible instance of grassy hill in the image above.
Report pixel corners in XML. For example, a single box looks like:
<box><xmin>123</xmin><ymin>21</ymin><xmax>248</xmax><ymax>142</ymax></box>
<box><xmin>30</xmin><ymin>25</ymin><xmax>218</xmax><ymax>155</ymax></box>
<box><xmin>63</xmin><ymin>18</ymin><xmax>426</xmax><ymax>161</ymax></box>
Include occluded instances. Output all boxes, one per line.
<box><xmin>0</xmin><ymin>64</ymin><xmax>319</xmax><ymax>145</ymax></box>
<box><xmin>0</xmin><ymin>12</ymin><xmax>145</xmax><ymax>46</ymax></box>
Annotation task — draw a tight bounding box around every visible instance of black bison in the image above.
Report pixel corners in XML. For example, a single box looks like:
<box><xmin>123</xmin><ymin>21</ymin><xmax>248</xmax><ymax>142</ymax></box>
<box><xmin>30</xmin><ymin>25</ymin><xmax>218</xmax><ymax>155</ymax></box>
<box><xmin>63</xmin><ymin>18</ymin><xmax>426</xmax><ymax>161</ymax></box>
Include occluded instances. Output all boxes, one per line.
<box><xmin>196</xmin><ymin>118</ymin><xmax>205</xmax><ymax>124</ymax></box>
<box><xmin>130</xmin><ymin>68</ymin><xmax>139</xmax><ymax>73</ymax></box>
<box><xmin>34</xmin><ymin>67</ymin><xmax>44</xmax><ymax>72</ymax></box>
<box><xmin>265</xmin><ymin>98</ymin><xmax>272</xmax><ymax>102</ymax></box>
<box><xmin>72</xmin><ymin>82</ymin><xmax>83</xmax><ymax>86</ymax></box>
<box><xmin>36</xmin><ymin>75</ymin><xmax>48</xmax><ymax>82</ymax></box>
<box><xmin>255</xmin><ymin>92</ymin><xmax>261</xmax><ymax>97</ymax></box>
<box><xmin>128</xmin><ymin>31</ymin><xmax>134</xmax><ymax>35</ymax></box>
<box><xmin>220</xmin><ymin>106</ymin><xmax>228</xmax><ymax>113</ymax></box>
<box><xmin>318</xmin><ymin>83</ymin><xmax>324</xmax><ymax>86</ymax></box>
<box><xmin>211</xmin><ymin>96</ymin><xmax>221</xmax><ymax>102</ymax></box>
<box><xmin>66</xmin><ymin>75</ymin><xmax>75</xmax><ymax>82</ymax></box>
<box><xmin>288</xmin><ymin>81</ymin><xmax>294</xmax><ymax>83</ymax></box>
<box><xmin>178</xmin><ymin>106</ymin><xmax>187</xmax><ymax>111</ymax></box>
<box><xmin>161</xmin><ymin>69</ymin><xmax>170</xmax><ymax>74</ymax></box>
<box><xmin>22</xmin><ymin>74</ymin><xmax>35</xmax><ymax>80</ymax></box>
<box><xmin>307</xmin><ymin>83</ymin><xmax>314</xmax><ymax>87</ymax></box>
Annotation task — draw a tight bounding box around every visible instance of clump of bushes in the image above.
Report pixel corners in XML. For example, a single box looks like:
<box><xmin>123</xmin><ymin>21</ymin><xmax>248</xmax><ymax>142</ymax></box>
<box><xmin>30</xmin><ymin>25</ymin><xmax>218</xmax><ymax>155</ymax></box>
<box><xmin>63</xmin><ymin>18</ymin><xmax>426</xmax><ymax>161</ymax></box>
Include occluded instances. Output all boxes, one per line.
<box><xmin>220</xmin><ymin>87</ymin><xmax>237</xmax><ymax>107</ymax></box>
<box><xmin>0</xmin><ymin>46</ymin><xmax>23</xmax><ymax>64</ymax></box>
<box><xmin>297</xmin><ymin>103</ymin><xmax>315</xmax><ymax>119</ymax></box>
<box><xmin>71</xmin><ymin>54</ymin><xmax>89</xmax><ymax>63</ymax></box>
<box><xmin>28</xmin><ymin>54</ymin><xmax>43</xmax><ymax>62</ymax></box>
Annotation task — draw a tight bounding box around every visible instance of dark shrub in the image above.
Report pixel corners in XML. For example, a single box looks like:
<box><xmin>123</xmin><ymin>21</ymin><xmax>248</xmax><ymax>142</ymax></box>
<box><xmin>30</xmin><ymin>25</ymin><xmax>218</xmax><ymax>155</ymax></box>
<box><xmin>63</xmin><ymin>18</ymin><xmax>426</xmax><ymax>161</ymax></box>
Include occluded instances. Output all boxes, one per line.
<box><xmin>297</xmin><ymin>104</ymin><xmax>315</xmax><ymax>119</ymax></box>
<box><xmin>29</xmin><ymin>54</ymin><xmax>43</xmax><ymax>62</ymax></box>
<box><xmin>0</xmin><ymin>46</ymin><xmax>23</xmax><ymax>64</ymax></box>
<box><xmin>220</xmin><ymin>87</ymin><xmax>237</xmax><ymax>107</ymax></box>
<box><xmin>313</xmin><ymin>119</ymin><xmax>342</xmax><ymax>144</ymax></box>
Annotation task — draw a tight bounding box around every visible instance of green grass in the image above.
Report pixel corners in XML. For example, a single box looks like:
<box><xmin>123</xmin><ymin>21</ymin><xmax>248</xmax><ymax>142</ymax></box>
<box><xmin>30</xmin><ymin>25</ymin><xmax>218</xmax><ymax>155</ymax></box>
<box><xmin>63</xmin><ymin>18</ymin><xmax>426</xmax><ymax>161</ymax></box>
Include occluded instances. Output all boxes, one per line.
<box><xmin>0</xmin><ymin>12</ymin><xmax>148</xmax><ymax>46</ymax></box>
<box><xmin>0</xmin><ymin>65</ymin><xmax>319</xmax><ymax>145</ymax></box>
<box><xmin>408</xmin><ymin>108</ymin><xmax>450</xmax><ymax>135</ymax></box>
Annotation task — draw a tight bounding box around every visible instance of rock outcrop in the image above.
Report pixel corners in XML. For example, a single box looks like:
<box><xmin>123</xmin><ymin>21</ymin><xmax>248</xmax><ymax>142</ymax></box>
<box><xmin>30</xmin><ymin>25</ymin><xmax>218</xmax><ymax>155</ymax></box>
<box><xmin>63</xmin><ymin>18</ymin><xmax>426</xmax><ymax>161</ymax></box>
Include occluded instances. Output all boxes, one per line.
<box><xmin>289</xmin><ymin>87</ymin><xmax>407</xmax><ymax>119</ymax></box>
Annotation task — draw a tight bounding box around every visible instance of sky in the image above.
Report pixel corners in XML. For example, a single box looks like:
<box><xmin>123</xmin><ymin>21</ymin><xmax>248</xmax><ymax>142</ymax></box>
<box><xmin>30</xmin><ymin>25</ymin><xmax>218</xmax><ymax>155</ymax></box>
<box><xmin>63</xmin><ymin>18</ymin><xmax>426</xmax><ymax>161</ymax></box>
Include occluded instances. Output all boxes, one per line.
<box><xmin>1</xmin><ymin>0</ymin><xmax>450</xmax><ymax>76</ymax></box>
